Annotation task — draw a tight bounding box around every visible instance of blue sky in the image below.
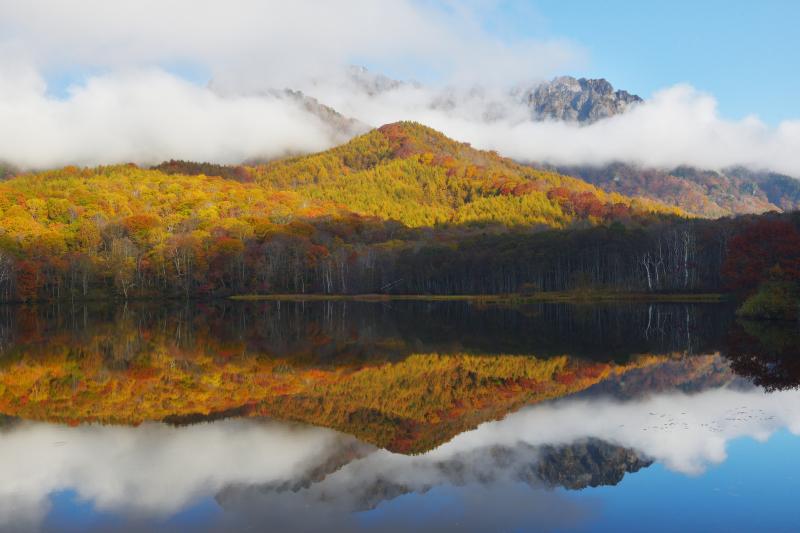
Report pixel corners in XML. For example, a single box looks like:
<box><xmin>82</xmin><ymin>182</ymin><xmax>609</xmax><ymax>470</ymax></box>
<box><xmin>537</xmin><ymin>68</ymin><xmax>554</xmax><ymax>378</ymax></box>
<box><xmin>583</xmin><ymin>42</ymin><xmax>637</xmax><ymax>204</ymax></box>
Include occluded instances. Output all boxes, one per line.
<box><xmin>486</xmin><ymin>0</ymin><xmax>799</xmax><ymax>124</ymax></box>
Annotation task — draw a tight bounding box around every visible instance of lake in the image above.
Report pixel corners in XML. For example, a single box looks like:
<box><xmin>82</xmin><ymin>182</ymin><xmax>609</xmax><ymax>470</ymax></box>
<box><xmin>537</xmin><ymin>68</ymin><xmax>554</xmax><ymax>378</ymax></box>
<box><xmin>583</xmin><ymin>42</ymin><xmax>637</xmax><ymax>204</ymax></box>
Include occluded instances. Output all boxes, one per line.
<box><xmin>0</xmin><ymin>300</ymin><xmax>798</xmax><ymax>532</ymax></box>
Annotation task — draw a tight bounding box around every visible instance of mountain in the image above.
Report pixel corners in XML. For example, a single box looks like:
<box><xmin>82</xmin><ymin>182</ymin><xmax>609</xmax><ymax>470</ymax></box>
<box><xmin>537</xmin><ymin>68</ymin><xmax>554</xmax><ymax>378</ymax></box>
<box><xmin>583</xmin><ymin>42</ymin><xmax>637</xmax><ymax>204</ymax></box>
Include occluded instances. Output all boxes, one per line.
<box><xmin>553</xmin><ymin>163</ymin><xmax>800</xmax><ymax>217</ymax></box>
<box><xmin>523</xmin><ymin>76</ymin><xmax>643</xmax><ymax>123</ymax></box>
<box><xmin>346</xmin><ymin>65</ymin><xmax>410</xmax><ymax>96</ymax></box>
<box><xmin>0</xmin><ymin>121</ymin><xmax>687</xmax><ymax>302</ymax></box>
<box><xmin>248</xmin><ymin>121</ymin><xmax>679</xmax><ymax>228</ymax></box>
<box><xmin>333</xmin><ymin>68</ymin><xmax>641</xmax><ymax>125</ymax></box>
<box><xmin>3</xmin><ymin>121</ymin><xmax>795</xmax><ymax>301</ymax></box>
<box><xmin>535</xmin><ymin>438</ymin><xmax>652</xmax><ymax>489</ymax></box>
<box><xmin>304</xmin><ymin>69</ymin><xmax>798</xmax><ymax>218</ymax></box>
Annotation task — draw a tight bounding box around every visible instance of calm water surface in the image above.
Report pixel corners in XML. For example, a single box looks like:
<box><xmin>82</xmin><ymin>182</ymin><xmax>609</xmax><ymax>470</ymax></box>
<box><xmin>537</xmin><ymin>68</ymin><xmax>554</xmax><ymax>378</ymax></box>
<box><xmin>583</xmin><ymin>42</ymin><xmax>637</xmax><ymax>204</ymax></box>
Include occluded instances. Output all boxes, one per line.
<box><xmin>0</xmin><ymin>300</ymin><xmax>798</xmax><ymax>532</ymax></box>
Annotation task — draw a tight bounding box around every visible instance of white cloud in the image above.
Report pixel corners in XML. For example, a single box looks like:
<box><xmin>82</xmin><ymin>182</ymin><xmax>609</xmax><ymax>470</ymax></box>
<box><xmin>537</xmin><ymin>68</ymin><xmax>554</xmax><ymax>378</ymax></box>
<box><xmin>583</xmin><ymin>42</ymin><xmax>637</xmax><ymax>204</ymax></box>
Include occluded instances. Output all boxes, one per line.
<box><xmin>316</xmin><ymin>82</ymin><xmax>800</xmax><ymax>176</ymax></box>
<box><xmin>0</xmin><ymin>65</ymin><xmax>341</xmax><ymax>168</ymax></box>
<box><xmin>0</xmin><ymin>0</ymin><xmax>580</xmax><ymax>88</ymax></box>
<box><xmin>0</xmin><ymin>1</ymin><xmax>798</xmax><ymax>176</ymax></box>
<box><xmin>433</xmin><ymin>385</ymin><xmax>800</xmax><ymax>475</ymax></box>
<box><xmin>0</xmin><ymin>419</ymin><xmax>362</xmax><ymax>528</ymax></box>
<box><xmin>0</xmin><ymin>0</ymin><xmax>583</xmax><ymax>169</ymax></box>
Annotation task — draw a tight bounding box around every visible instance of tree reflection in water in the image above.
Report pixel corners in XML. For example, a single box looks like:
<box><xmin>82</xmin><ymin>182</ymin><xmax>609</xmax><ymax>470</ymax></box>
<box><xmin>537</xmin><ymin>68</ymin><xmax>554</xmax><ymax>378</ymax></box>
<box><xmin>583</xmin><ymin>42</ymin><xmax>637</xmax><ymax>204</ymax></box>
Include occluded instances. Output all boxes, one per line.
<box><xmin>723</xmin><ymin>319</ymin><xmax>800</xmax><ymax>391</ymax></box>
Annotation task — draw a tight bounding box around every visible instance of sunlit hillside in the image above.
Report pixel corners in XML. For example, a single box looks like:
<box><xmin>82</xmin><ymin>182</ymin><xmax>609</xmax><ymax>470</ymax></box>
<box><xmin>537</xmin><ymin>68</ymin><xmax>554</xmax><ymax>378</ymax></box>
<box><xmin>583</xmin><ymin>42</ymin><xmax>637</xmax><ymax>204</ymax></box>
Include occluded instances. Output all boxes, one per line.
<box><xmin>0</xmin><ymin>122</ymin><xmax>683</xmax><ymax>302</ymax></box>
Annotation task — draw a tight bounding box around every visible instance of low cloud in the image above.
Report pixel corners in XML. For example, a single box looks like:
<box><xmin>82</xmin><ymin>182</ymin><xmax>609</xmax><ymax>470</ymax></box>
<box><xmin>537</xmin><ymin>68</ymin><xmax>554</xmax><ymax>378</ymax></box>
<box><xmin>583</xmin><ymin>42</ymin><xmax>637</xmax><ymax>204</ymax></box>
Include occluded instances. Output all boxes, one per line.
<box><xmin>3</xmin><ymin>63</ymin><xmax>800</xmax><ymax>176</ymax></box>
<box><xmin>0</xmin><ymin>1</ymin><xmax>798</xmax><ymax>176</ymax></box>
<box><xmin>0</xmin><ymin>65</ymin><xmax>340</xmax><ymax>168</ymax></box>
<box><xmin>312</xmin><ymin>80</ymin><xmax>800</xmax><ymax>176</ymax></box>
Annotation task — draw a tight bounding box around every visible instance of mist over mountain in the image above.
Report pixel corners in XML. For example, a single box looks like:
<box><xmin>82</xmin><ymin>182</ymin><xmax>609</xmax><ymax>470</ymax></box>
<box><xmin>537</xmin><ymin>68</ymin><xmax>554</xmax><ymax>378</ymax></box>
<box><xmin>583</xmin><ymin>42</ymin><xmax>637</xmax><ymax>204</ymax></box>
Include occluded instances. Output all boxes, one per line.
<box><xmin>3</xmin><ymin>59</ymin><xmax>800</xmax><ymax>179</ymax></box>
<box><xmin>2</xmin><ymin>0</ymin><xmax>800</xmax><ymax>180</ymax></box>
<box><xmin>276</xmin><ymin>69</ymin><xmax>798</xmax><ymax>218</ymax></box>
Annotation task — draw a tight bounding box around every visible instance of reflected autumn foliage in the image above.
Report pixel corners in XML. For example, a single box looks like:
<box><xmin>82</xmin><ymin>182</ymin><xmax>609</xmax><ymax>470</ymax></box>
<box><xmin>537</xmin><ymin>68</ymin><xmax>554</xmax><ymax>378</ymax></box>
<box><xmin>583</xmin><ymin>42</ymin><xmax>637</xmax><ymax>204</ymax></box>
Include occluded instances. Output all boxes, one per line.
<box><xmin>0</xmin><ymin>300</ymin><xmax>788</xmax><ymax>453</ymax></box>
<box><xmin>723</xmin><ymin>319</ymin><xmax>800</xmax><ymax>391</ymax></box>
<box><xmin>0</xmin><ymin>302</ymin><xmax>695</xmax><ymax>453</ymax></box>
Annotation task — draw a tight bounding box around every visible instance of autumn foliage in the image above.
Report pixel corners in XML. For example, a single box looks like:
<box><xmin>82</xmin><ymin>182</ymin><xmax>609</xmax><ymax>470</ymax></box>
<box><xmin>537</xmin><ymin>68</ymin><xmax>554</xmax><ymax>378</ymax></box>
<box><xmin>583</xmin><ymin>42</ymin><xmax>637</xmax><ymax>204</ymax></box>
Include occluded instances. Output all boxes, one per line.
<box><xmin>0</xmin><ymin>122</ymin><xmax>686</xmax><ymax>301</ymax></box>
<box><xmin>0</xmin><ymin>311</ymin><xmax>666</xmax><ymax>453</ymax></box>
<box><xmin>722</xmin><ymin>219</ymin><xmax>800</xmax><ymax>291</ymax></box>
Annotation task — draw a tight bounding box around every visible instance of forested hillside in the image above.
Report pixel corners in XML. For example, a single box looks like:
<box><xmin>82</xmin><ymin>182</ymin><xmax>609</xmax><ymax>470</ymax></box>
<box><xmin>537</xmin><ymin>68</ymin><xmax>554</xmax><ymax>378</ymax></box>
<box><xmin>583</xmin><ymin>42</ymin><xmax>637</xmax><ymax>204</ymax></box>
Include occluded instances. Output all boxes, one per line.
<box><xmin>249</xmin><ymin>122</ymin><xmax>679</xmax><ymax>227</ymax></box>
<box><xmin>0</xmin><ymin>122</ymin><xmax>682</xmax><ymax>301</ymax></box>
<box><xmin>0</xmin><ymin>122</ymin><xmax>797</xmax><ymax>303</ymax></box>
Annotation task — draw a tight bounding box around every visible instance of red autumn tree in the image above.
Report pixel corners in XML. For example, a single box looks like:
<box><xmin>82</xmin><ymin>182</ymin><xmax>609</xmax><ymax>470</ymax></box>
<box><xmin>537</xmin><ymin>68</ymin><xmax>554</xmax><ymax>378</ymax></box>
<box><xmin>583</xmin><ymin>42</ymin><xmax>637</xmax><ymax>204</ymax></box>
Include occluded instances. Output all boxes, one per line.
<box><xmin>15</xmin><ymin>260</ymin><xmax>40</xmax><ymax>301</ymax></box>
<box><xmin>722</xmin><ymin>219</ymin><xmax>800</xmax><ymax>291</ymax></box>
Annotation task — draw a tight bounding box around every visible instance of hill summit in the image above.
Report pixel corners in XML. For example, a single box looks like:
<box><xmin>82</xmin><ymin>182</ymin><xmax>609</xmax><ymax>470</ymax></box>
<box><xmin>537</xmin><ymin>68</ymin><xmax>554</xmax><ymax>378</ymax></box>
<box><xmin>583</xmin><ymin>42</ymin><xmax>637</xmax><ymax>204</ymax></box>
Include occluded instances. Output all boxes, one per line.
<box><xmin>247</xmin><ymin>121</ymin><xmax>679</xmax><ymax>227</ymax></box>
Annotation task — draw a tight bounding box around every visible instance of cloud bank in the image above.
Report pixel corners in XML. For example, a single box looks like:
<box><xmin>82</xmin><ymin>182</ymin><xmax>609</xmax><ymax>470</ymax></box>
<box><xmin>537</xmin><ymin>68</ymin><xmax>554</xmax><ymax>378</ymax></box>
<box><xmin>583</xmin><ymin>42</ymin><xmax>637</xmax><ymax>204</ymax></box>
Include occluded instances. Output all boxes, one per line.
<box><xmin>312</xmin><ymin>80</ymin><xmax>800</xmax><ymax>176</ymax></box>
<box><xmin>0</xmin><ymin>0</ymin><xmax>799</xmax><ymax>176</ymax></box>
<box><xmin>0</xmin><ymin>66</ymin><xmax>345</xmax><ymax>168</ymax></box>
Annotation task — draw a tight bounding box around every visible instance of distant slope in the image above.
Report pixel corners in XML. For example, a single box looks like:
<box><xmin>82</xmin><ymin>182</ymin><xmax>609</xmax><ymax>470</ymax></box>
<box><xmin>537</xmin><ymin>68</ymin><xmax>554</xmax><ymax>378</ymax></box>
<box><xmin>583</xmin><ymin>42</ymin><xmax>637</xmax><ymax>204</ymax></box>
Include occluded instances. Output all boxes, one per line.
<box><xmin>552</xmin><ymin>163</ymin><xmax>800</xmax><ymax>218</ymax></box>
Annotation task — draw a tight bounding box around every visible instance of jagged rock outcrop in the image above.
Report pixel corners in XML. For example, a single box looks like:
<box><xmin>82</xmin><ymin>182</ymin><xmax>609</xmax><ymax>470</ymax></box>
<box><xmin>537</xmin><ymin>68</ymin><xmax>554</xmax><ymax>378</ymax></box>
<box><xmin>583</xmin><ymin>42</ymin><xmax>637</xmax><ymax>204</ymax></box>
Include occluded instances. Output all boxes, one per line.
<box><xmin>216</xmin><ymin>439</ymin><xmax>652</xmax><ymax>516</ymax></box>
<box><xmin>346</xmin><ymin>65</ymin><xmax>408</xmax><ymax>96</ymax></box>
<box><xmin>524</xmin><ymin>76</ymin><xmax>642</xmax><ymax>123</ymax></box>
<box><xmin>535</xmin><ymin>439</ymin><xmax>652</xmax><ymax>489</ymax></box>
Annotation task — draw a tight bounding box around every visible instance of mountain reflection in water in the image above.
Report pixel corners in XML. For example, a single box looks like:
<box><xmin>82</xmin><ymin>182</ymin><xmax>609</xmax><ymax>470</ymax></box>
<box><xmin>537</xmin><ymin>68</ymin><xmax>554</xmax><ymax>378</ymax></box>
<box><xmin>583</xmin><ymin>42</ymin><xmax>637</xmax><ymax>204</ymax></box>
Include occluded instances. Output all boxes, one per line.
<box><xmin>0</xmin><ymin>300</ymin><xmax>798</xmax><ymax>532</ymax></box>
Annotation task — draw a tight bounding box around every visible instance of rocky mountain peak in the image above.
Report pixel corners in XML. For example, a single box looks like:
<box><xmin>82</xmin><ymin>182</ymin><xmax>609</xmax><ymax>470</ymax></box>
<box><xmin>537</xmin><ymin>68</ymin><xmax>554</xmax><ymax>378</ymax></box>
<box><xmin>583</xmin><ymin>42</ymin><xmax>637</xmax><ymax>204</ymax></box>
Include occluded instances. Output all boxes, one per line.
<box><xmin>526</xmin><ymin>76</ymin><xmax>643</xmax><ymax>124</ymax></box>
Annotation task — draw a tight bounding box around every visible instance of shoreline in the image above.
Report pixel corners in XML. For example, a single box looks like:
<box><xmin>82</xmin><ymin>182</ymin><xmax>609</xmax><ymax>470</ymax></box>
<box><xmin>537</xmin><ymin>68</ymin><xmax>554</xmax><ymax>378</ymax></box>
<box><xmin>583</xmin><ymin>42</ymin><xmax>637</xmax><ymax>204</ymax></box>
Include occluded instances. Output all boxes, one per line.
<box><xmin>229</xmin><ymin>292</ymin><xmax>729</xmax><ymax>303</ymax></box>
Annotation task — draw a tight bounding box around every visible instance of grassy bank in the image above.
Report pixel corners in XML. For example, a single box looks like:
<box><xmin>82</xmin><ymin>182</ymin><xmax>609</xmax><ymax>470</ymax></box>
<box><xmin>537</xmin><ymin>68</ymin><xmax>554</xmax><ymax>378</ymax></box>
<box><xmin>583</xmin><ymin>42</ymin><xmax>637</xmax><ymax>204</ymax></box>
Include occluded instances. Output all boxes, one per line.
<box><xmin>230</xmin><ymin>291</ymin><xmax>728</xmax><ymax>304</ymax></box>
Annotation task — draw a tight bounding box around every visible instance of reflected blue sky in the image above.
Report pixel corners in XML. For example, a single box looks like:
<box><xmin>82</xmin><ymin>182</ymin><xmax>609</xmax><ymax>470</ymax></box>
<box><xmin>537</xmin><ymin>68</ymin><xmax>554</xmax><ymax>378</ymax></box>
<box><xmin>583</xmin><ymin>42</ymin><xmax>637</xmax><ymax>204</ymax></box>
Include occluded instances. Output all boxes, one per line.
<box><xmin>4</xmin><ymin>386</ymin><xmax>798</xmax><ymax>533</ymax></box>
<box><xmin>556</xmin><ymin>430</ymin><xmax>800</xmax><ymax>533</ymax></box>
<box><xmin>31</xmin><ymin>431</ymin><xmax>800</xmax><ymax>533</ymax></box>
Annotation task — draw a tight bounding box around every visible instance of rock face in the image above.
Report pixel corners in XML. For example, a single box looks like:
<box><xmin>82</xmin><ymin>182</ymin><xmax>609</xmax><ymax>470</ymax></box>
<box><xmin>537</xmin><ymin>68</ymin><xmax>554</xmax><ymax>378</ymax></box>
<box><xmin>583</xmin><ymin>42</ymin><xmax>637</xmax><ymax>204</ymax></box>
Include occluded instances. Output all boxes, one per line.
<box><xmin>525</xmin><ymin>76</ymin><xmax>642</xmax><ymax>123</ymax></box>
<box><xmin>535</xmin><ymin>438</ymin><xmax>652</xmax><ymax>489</ymax></box>
<box><xmin>217</xmin><ymin>439</ymin><xmax>653</xmax><ymax>517</ymax></box>
<box><xmin>346</xmin><ymin>65</ymin><xmax>408</xmax><ymax>96</ymax></box>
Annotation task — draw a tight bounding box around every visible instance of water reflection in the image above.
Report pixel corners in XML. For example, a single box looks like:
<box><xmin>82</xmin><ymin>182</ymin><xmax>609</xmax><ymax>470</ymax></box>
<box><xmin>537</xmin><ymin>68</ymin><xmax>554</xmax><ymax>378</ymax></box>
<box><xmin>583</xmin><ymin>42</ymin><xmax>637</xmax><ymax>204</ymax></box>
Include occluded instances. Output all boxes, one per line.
<box><xmin>0</xmin><ymin>301</ymin><xmax>743</xmax><ymax>453</ymax></box>
<box><xmin>0</xmin><ymin>300</ymin><xmax>797</xmax><ymax>532</ymax></box>
<box><xmin>2</xmin><ymin>385</ymin><xmax>800</xmax><ymax>531</ymax></box>
<box><xmin>723</xmin><ymin>319</ymin><xmax>800</xmax><ymax>391</ymax></box>
<box><xmin>0</xmin><ymin>300</ymin><xmax>736</xmax><ymax>362</ymax></box>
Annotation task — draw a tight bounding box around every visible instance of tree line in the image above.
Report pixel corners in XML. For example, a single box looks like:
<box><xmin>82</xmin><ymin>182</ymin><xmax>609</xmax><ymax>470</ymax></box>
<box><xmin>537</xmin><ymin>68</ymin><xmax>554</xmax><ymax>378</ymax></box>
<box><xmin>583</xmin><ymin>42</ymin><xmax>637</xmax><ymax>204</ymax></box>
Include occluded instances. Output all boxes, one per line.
<box><xmin>0</xmin><ymin>122</ymin><xmax>797</xmax><ymax>302</ymax></box>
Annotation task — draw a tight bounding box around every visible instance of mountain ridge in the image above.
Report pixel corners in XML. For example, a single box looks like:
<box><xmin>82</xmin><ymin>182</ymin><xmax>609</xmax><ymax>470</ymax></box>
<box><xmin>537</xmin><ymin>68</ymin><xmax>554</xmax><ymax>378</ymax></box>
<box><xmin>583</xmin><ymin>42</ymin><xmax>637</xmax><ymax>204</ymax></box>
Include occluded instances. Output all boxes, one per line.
<box><xmin>552</xmin><ymin>162</ymin><xmax>800</xmax><ymax>217</ymax></box>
